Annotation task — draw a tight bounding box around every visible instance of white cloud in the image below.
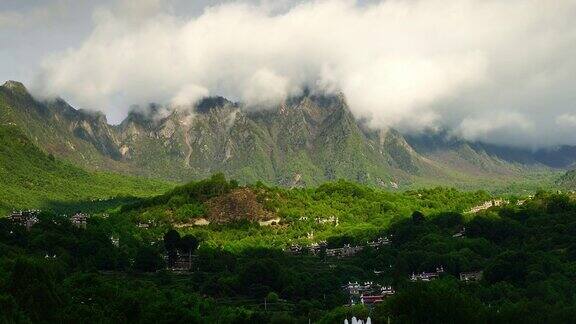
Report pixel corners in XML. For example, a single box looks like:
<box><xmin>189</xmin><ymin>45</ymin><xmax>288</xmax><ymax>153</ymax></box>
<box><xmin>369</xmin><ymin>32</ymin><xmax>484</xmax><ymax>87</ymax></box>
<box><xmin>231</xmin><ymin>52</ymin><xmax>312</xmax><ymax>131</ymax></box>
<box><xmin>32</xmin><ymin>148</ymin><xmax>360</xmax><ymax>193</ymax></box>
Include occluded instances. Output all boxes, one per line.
<box><xmin>30</xmin><ymin>0</ymin><xmax>576</xmax><ymax>148</ymax></box>
<box><xmin>455</xmin><ymin>112</ymin><xmax>534</xmax><ymax>143</ymax></box>
<box><xmin>556</xmin><ymin>114</ymin><xmax>576</xmax><ymax>128</ymax></box>
<box><xmin>171</xmin><ymin>84</ymin><xmax>209</xmax><ymax>107</ymax></box>
<box><xmin>242</xmin><ymin>69</ymin><xmax>294</xmax><ymax>107</ymax></box>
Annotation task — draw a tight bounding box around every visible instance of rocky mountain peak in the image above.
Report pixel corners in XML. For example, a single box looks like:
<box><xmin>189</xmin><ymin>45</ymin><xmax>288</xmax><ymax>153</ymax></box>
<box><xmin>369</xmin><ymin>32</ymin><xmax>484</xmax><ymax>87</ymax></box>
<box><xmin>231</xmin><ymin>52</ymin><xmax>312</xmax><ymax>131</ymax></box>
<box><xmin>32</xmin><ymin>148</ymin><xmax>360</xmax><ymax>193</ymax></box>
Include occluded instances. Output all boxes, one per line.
<box><xmin>2</xmin><ymin>80</ymin><xmax>574</xmax><ymax>187</ymax></box>
<box><xmin>2</xmin><ymin>80</ymin><xmax>27</xmax><ymax>92</ymax></box>
<box><xmin>195</xmin><ymin>96</ymin><xmax>235</xmax><ymax>113</ymax></box>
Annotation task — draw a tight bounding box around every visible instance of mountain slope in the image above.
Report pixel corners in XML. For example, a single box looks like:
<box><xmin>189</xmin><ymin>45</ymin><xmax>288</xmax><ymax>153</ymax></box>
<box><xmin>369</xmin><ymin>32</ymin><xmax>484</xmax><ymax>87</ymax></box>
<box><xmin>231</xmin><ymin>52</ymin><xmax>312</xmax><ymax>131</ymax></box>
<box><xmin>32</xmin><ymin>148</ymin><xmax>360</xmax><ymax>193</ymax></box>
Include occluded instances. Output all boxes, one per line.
<box><xmin>557</xmin><ymin>170</ymin><xmax>576</xmax><ymax>189</ymax></box>
<box><xmin>0</xmin><ymin>123</ymin><xmax>172</xmax><ymax>215</ymax></box>
<box><xmin>0</xmin><ymin>81</ymin><xmax>127</xmax><ymax>171</ymax></box>
<box><xmin>0</xmin><ymin>80</ymin><xmax>565</xmax><ymax>189</ymax></box>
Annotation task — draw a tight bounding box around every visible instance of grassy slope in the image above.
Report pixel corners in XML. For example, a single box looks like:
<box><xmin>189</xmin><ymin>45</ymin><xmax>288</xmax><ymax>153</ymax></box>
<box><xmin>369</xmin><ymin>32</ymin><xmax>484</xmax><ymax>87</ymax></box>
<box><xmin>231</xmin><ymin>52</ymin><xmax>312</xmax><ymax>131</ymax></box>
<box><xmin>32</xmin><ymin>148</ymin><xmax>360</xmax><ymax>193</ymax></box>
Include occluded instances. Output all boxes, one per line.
<box><xmin>0</xmin><ymin>124</ymin><xmax>173</xmax><ymax>215</ymax></box>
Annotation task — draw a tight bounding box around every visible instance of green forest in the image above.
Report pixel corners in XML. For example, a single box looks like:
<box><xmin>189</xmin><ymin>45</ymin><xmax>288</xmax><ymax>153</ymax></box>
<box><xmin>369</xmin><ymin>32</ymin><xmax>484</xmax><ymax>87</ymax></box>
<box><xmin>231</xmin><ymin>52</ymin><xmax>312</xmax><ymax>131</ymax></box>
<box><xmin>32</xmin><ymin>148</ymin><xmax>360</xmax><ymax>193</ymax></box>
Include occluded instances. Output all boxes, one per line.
<box><xmin>0</xmin><ymin>124</ymin><xmax>172</xmax><ymax>215</ymax></box>
<box><xmin>2</xmin><ymin>175</ymin><xmax>576</xmax><ymax>323</ymax></box>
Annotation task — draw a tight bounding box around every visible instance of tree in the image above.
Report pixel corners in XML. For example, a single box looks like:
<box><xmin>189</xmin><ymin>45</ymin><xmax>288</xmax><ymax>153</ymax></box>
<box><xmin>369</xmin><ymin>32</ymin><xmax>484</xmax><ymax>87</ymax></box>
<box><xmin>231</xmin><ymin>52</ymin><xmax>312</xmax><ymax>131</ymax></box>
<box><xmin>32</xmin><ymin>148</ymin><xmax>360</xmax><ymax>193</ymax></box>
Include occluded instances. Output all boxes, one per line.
<box><xmin>134</xmin><ymin>246</ymin><xmax>164</xmax><ymax>272</ymax></box>
<box><xmin>179</xmin><ymin>234</ymin><xmax>199</xmax><ymax>255</ymax></box>
<box><xmin>266</xmin><ymin>292</ymin><xmax>279</xmax><ymax>303</ymax></box>
<box><xmin>164</xmin><ymin>229</ymin><xmax>181</xmax><ymax>267</ymax></box>
<box><xmin>411</xmin><ymin>211</ymin><xmax>425</xmax><ymax>224</ymax></box>
<box><xmin>7</xmin><ymin>258</ymin><xmax>62</xmax><ymax>322</ymax></box>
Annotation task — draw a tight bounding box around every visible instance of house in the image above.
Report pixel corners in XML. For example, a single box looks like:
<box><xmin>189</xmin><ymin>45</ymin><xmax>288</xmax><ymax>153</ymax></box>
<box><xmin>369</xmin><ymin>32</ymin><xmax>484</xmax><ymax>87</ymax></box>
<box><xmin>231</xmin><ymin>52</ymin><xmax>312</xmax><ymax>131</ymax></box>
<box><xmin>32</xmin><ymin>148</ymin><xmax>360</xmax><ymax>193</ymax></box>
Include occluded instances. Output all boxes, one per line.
<box><xmin>459</xmin><ymin>271</ymin><xmax>483</xmax><ymax>282</ymax></box>
<box><xmin>360</xmin><ymin>295</ymin><xmax>384</xmax><ymax>305</ymax></box>
<box><xmin>172</xmin><ymin>252</ymin><xmax>194</xmax><ymax>271</ymax></box>
<box><xmin>410</xmin><ymin>266</ymin><xmax>444</xmax><ymax>282</ymax></box>
<box><xmin>70</xmin><ymin>213</ymin><xmax>89</xmax><ymax>229</ymax></box>
<box><xmin>367</xmin><ymin>236</ymin><xmax>391</xmax><ymax>248</ymax></box>
<box><xmin>343</xmin><ymin>282</ymin><xmax>395</xmax><ymax>306</ymax></box>
<box><xmin>309</xmin><ymin>241</ymin><xmax>327</xmax><ymax>255</ymax></box>
<box><xmin>381</xmin><ymin>286</ymin><xmax>395</xmax><ymax>296</ymax></box>
<box><xmin>286</xmin><ymin>244</ymin><xmax>303</xmax><ymax>255</ymax></box>
<box><xmin>9</xmin><ymin>210</ymin><xmax>40</xmax><ymax>230</ymax></box>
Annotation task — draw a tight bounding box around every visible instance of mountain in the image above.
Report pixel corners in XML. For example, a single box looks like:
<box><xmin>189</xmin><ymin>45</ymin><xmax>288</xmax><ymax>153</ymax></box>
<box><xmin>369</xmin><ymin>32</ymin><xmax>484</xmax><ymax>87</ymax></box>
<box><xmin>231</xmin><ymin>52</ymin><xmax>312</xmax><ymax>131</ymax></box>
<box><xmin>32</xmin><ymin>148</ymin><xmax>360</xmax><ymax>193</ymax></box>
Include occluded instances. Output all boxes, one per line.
<box><xmin>0</xmin><ymin>121</ymin><xmax>171</xmax><ymax>215</ymax></box>
<box><xmin>0</xmin><ymin>80</ymin><xmax>567</xmax><ymax>190</ymax></box>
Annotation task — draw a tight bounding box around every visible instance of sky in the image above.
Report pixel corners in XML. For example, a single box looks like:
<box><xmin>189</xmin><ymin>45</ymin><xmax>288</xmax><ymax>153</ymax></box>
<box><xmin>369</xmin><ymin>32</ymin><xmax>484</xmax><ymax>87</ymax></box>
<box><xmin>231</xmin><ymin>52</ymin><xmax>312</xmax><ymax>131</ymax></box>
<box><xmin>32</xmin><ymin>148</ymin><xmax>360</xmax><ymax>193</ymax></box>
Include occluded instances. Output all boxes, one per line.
<box><xmin>1</xmin><ymin>0</ymin><xmax>576</xmax><ymax>149</ymax></box>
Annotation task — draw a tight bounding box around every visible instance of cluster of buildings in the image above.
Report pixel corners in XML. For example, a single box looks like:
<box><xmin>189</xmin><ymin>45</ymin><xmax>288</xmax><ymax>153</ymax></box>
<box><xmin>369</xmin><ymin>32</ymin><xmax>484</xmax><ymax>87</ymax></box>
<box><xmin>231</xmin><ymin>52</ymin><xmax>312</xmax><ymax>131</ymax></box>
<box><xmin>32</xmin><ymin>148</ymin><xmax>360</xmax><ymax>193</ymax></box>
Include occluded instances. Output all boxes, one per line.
<box><xmin>409</xmin><ymin>266</ymin><xmax>445</xmax><ymax>282</ymax></box>
<box><xmin>7</xmin><ymin>210</ymin><xmax>92</xmax><ymax>230</ymax></box>
<box><xmin>465</xmin><ymin>199</ymin><xmax>508</xmax><ymax>214</ymax></box>
<box><xmin>309</xmin><ymin>240</ymin><xmax>328</xmax><ymax>255</ymax></box>
<box><xmin>8</xmin><ymin>210</ymin><xmax>40</xmax><ymax>230</ymax></box>
<box><xmin>165</xmin><ymin>252</ymin><xmax>195</xmax><ymax>271</ymax></box>
<box><xmin>366</xmin><ymin>236</ymin><xmax>391</xmax><ymax>249</ymax></box>
<box><xmin>285</xmin><ymin>240</ymin><xmax>328</xmax><ymax>255</ymax></box>
<box><xmin>326</xmin><ymin>244</ymin><xmax>364</xmax><ymax>258</ymax></box>
<box><xmin>343</xmin><ymin>281</ymin><xmax>395</xmax><ymax>307</ymax></box>
<box><xmin>409</xmin><ymin>266</ymin><xmax>484</xmax><ymax>283</ymax></box>
<box><xmin>70</xmin><ymin>213</ymin><xmax>89</xmax><ymax>229</ymax></box>
<box><xmin>459</xmin><ymin>271</ymin><xmax>483</xmax><ymax>282</ymax></box>
<box><xmin>286</xmin><ymin>235</ymin><xmax>391</xmax><ymax>257</ymax></box>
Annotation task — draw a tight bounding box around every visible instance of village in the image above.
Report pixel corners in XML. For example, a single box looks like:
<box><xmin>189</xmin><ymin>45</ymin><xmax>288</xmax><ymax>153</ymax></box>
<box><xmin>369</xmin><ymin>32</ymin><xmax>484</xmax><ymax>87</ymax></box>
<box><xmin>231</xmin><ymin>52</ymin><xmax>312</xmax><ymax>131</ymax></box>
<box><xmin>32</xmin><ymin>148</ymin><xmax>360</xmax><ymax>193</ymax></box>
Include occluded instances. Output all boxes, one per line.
<box><xmin>285</xmin><ymin>235</ymin><xmax>392</xmax><ymax>258</ymax></box>
<box><xmin>6</xmin><ymin>209</ymin><xmax>485</xmax><ymax>285</ymax></box>
<box><xmin>340</xmin><ymin>266</ymin><xmax>482</xmax><ymax>309</ymax></box>
<box><xmin>7</xmin><ymin>210</ymin><xmax>90</xmax><ymax>230</ymax></box>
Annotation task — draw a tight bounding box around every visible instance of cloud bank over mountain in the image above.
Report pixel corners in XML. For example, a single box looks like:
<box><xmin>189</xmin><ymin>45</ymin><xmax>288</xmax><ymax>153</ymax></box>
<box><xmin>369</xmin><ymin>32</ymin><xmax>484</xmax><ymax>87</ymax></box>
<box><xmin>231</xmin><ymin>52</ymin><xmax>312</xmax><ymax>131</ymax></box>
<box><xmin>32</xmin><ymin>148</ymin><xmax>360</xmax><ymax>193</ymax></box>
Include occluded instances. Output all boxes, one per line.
<box><xmin>30</xmin><ymin>0</ymin><xmax>576</xmax><ymax>148</ymax></box>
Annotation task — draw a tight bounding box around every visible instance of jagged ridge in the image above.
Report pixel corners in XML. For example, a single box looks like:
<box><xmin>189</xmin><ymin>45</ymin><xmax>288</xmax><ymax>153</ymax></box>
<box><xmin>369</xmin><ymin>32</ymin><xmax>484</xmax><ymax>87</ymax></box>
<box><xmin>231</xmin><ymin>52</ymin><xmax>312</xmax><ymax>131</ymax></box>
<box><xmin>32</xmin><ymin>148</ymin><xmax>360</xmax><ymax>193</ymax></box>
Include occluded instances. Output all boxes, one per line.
<box><xmin>0</xmin><ymin>80</ymin><xmax>565</xmax><ymax>189</ymax></box>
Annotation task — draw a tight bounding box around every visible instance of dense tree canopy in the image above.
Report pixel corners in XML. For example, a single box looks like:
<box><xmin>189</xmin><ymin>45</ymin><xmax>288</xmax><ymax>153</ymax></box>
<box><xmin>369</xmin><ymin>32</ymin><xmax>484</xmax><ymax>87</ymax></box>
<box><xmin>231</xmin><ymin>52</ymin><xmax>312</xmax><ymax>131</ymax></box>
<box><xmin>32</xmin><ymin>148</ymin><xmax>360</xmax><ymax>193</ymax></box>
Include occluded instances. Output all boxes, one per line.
<box><xmin>1</xmin><ymin>177</ymin><xmax>576</xmax><ymax>322</ymax></box>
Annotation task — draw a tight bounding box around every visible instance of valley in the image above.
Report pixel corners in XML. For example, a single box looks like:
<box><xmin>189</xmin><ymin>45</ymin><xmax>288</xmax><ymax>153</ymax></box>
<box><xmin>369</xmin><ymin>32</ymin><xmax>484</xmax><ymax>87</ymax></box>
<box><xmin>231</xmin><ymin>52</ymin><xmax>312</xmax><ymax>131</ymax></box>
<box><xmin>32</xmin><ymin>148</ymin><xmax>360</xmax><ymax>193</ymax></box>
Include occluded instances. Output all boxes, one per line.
<box><xmin>2</xmin><ymin>174</ymin><xmax>576</xmax><ymax>322</ymax></box>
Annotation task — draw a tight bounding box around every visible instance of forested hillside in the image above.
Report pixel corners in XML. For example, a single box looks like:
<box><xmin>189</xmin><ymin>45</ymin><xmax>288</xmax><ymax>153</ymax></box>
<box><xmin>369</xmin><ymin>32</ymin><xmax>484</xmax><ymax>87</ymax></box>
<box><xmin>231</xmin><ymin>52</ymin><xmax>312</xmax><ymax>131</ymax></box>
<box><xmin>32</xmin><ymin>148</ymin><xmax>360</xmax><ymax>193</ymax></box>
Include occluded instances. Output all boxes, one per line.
<box><xmin>119</xmin><ymin>174</ymin><xmax>491</xmax><ymax>249</ymax></box>
<box><xmin>0</xmin><ymin>124</ymin><xmax>172</xmax><ymax>215</ymax></box>
<box><xmin>1</xmin><ymin>178</ymin><xmax>575</xmax><ymax>322</ymax></box>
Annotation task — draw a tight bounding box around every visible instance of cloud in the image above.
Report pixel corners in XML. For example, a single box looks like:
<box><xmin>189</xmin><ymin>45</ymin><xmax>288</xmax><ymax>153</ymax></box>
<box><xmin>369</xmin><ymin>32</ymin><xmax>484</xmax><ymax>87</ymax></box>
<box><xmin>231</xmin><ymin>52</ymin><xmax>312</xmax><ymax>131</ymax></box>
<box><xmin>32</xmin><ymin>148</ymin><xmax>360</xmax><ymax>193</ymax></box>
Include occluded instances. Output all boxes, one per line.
<box><xmin>31</xmin><ymin>0</ymin><xmax>576</xmax><ymax>148</ymax></box>
<box><xmin>455</xmin><ymin>112</ymin><xmax>534</xmax><ymax>146</ymax></box>
<box><xmin>171</xmin><ymin>84</ymin><xmax>209</xmax><ymax>107</ymax></box>
<box><xmin>556</xmin><ymin>114</ymin><xmax>576</xmax><ymax>128</ymax></box>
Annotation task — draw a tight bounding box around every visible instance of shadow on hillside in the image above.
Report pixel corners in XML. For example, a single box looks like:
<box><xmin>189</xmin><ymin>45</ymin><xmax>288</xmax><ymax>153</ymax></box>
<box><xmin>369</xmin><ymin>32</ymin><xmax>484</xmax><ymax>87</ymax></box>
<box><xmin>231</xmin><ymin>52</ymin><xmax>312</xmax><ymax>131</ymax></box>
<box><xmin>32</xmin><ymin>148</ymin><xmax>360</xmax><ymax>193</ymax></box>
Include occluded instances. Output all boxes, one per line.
<box><xmin>41</xmin><ymin>196</ymin><xmax>146</xmax><ymax>215</ymax></box>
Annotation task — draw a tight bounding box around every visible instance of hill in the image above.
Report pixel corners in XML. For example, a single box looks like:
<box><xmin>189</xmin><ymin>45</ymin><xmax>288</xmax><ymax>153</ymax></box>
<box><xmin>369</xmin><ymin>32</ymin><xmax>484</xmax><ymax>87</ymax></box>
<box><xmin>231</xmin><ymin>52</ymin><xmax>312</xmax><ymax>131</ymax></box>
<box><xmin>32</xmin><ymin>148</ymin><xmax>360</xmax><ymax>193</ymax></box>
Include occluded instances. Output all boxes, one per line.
<box><xmin>0</xmin><ymin>123</ymin><xmax>172</xmax><ymax>215</ymax></box>
<box><xmin>118</xmin><ymin>174</ymin><xmax>493</xmax><ymax>248</ymax></box>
